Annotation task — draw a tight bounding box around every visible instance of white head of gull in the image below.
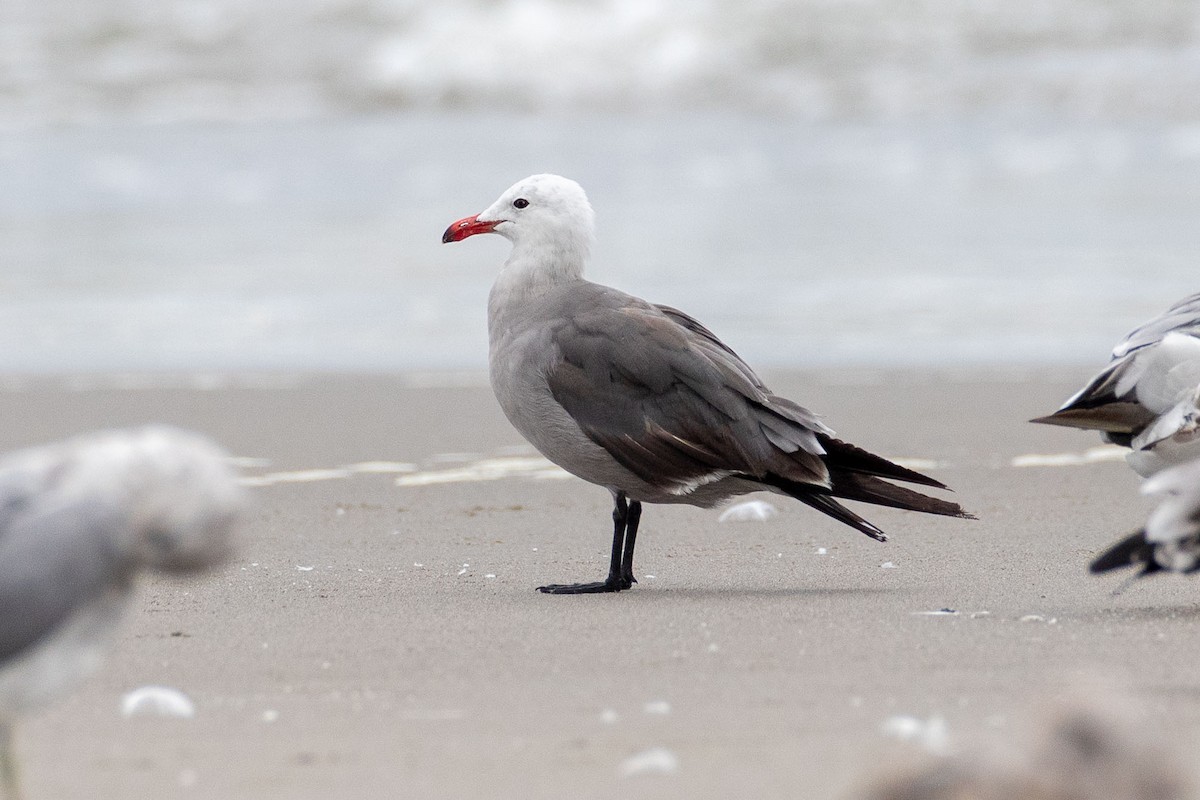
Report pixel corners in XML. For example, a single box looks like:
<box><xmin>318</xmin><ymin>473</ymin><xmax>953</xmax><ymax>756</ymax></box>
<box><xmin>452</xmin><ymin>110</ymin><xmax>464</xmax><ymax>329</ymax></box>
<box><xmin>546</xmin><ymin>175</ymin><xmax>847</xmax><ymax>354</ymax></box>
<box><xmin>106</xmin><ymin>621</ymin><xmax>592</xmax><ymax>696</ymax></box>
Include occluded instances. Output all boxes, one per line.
<box><xmin>444</xmin><ymin>173</ymin><xmax>973</xmax><ymax>594</ymax></box>
<box><xmin>444</xmin><ymin>174</ymin><xmax>596</xmax><ymax>305</ymax></box>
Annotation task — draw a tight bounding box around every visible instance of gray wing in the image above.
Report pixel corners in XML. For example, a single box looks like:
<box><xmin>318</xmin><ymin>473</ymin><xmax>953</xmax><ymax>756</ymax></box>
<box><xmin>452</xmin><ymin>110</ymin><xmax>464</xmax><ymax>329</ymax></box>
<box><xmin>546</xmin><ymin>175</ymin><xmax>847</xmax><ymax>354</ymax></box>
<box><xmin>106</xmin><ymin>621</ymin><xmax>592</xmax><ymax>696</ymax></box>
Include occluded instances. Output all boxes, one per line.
<box><xmin>652</xmin><ymin>303</ymin><xmax>838</xmax><ymax>439</ymax></box>
<box><xmin>1113</xmin><ymin>292</ymin><xmax>1200</xmax><ymax>359</ymax></box>
<box><xmin>0</xmin><ymin>485</ymin><xmax>128</xmax><ymax>664</ymax></box>
<box><xmin>545</xmin><ymin>296</ymin><xmax>837</xmax><ymax>494</ymax></box>
<box><xmin>1033</xmin><ymin>293</ymin><xmax>1200</xmax><ymax>440</ymax></box>
<box><xmin>544</xmin><ymin>291</ymin><xmax>971</xmax><ymax>535</ymax></box>
<box><xmin>653</xmin><ymin>304</ymin><xmax>765</xmax><ymax>389</ymax></box>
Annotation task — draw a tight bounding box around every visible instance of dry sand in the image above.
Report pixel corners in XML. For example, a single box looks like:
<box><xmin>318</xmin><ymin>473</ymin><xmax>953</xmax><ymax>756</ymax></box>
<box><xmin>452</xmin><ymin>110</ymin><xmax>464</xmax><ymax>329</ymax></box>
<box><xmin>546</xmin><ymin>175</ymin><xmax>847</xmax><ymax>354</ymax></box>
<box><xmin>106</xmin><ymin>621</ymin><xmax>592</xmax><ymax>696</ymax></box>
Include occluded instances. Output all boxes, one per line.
<box><xmin>4</xmin><ymin>368</ymin><xmax>1198</xmax><ymax>799</ymax></box>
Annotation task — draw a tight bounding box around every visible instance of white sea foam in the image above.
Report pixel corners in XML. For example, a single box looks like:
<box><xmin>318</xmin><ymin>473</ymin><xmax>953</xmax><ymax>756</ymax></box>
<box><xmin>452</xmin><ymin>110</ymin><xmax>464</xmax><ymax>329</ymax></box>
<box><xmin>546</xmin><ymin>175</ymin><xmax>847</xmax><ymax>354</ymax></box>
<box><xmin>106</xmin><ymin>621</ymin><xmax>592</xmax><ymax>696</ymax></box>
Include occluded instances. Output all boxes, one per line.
<box><xmin>395</xmin><ymin>456</ymin><xmax>569</xmax><ymax>486</ymax></box>
<box><xmin>5</xmin><ymin>1</ymin><xmax>1200</xmax><ymax>126</ymax></box>
<box><xmin>1010</xmin><ymin>446</ymin><xmax>1127</xmax><ymax>468</ymax></box>
<box><xmin>239</xmin><ymin>468</ymin><xmax>353</xmax><ymax>487</ymax></box>
<box><xmin>234</xmin><ymin>451</ymin><xmax>570</xmax><ymax>488</ymax></box>
<box><xmin>345</xmin><ymin>461</ymin><xmax>418</xmax><ymax>474</ymax></box>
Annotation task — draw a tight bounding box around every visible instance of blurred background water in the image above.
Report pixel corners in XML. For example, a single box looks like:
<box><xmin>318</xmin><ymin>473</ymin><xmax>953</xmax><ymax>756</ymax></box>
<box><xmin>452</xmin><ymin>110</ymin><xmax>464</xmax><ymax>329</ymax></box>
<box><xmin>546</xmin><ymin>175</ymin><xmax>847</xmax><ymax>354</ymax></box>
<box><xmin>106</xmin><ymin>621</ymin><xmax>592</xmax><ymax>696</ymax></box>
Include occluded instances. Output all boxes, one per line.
<box><xmin>2</xmin><ymin>0</ymin><xmax>1199</xmax><ymax>373</ymax></box>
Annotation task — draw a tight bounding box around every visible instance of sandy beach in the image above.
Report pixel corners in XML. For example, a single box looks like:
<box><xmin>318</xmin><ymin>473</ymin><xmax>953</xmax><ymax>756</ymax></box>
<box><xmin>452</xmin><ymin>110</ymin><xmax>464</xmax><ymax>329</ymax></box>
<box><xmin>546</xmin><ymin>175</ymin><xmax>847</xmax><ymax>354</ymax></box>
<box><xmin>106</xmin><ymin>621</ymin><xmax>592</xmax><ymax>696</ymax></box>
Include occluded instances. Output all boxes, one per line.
<box><xmin>6</xmin><ymin>367</ymin><xmax>1198</xmax><ymax>799</ymax></box>
<box><xmin>7</xmin><ymin>2</ymin><xmax>1200</xmax><ymax>798</ymax></box>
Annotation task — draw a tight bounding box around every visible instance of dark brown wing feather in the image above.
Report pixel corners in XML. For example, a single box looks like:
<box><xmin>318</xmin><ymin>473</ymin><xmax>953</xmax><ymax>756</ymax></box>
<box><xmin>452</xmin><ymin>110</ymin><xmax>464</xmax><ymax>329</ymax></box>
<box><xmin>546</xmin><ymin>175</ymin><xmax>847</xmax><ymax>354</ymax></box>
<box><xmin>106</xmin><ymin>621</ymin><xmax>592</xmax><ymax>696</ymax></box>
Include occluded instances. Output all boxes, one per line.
<box><xmin>547</xmin><ymin>300</ymin><xmax>827</xmax><ymax>490</ymax></box>
<box><xmin>818</xmin><ymin>435</ymin><xmax>950</xmax><ymax>490</ymax></box>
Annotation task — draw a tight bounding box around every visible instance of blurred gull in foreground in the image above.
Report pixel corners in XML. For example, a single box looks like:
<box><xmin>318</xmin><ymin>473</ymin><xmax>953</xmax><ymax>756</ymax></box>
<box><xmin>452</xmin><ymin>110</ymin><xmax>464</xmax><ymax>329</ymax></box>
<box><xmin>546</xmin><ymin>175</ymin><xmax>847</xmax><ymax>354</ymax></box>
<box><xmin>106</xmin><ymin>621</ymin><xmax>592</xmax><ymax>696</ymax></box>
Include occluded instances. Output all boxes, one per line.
<box><xmin>1090</xmin><ymin>458</ymin><xmax>1200</xmax><ymax>579</ymax></box>
<box><xmin>0</xmin><ymin>426</ymin><xmax>243</xmax><ymax>799</ymax></box>
<box><xmin>1033</xmin><ymin>293</ymin><xmax>1200</xmax><ymax>476</ymax></box>
<box><xmin>856</xmin><ymin>697</ymin><xmax>1187</xmax><ymax>800</ymax></box>
<box><xmin>443</xmin><ymin>173</ymin><xmax>973</xmax><ymax>594</ymax></box>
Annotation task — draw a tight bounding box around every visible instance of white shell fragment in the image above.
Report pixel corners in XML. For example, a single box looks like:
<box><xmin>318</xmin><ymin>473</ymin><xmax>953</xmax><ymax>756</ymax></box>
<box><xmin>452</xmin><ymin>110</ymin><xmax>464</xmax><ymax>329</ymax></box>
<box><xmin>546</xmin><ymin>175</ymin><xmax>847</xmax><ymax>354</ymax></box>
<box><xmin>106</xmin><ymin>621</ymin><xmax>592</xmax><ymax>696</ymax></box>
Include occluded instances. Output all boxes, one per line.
<box><xmin>880</xmin><ymin>714</ymin><xmax>949</xmax><ymax>754</ymax></box>
<box><xmin>618</xmin><ymin>747</ymin><xmax>679</xmax><ymax>777</ymax></box>
<box><xmin>718</xmin><ymin>500</ymin><xmax>778</xmax><ymax>523</ymax></box>
<box><xmin>643</xmin><ymin>700</ymin><xmax>671</xmax><ymax>715</ymax></box>
<box><xmin>120</xmin><ymin>685</ymin><xmax>196</xmax><ymax>718</ymax></box>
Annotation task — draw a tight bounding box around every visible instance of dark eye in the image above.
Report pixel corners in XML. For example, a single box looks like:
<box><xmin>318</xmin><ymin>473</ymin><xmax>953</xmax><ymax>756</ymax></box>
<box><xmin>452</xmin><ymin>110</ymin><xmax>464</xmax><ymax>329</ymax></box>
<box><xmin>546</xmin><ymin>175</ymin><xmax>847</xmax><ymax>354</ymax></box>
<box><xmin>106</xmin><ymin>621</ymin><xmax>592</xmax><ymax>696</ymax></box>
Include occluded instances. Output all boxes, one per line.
<box><xmin>512</xmin><ymin>198</ymin><xmax>529</xmax><ymax>209</ymax></box>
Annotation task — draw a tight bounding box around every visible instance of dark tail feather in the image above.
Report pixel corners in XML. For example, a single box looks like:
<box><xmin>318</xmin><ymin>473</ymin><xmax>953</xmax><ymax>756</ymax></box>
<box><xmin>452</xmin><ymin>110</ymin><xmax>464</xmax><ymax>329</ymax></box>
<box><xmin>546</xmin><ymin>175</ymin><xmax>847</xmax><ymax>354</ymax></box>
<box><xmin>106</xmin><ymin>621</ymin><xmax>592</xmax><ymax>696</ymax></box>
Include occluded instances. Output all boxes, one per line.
<box><xmin>1030</xmin><ymin>406</ymin><xmax>1144</xmax><ymax>442</ymax></box>
<box><xmin>1090</xmin><ymin>530</ymin><xmax>1160</xmax><ymax>576</ymax></box>
<box><xmin>830</xmin><ymin>472</ymin><xmax>977</xmax><ymax>520</ymax></box>
<box><xmin>792</xmin><ymin>491</ymin><xmax>889</xmax><ymax>542</ymax></box>
<box><xmin>758</xmin><ymin>464</ymin><xmax>974</xmax><ymax>542</ymax></box>
<box><xmin>817</xmin><ymin>435</ymin><xmax>949</xmax><ymax>490</ymax></box>
<box><xmin>760</xmin><ymin>473</ymin><xmax>888</xmax><ymax>540</ymax></box>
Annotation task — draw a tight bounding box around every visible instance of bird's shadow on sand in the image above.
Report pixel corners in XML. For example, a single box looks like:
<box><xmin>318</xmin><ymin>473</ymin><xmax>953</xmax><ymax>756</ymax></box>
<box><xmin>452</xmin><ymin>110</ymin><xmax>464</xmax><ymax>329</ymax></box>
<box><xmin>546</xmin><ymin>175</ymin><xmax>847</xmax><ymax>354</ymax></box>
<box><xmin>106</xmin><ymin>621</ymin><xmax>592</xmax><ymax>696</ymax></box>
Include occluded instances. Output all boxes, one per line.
<box><xmin>1071</xmin><ymin>603</ymin><xmax>1200</xmax><ymax>623</ymax></box>
<box><xmin>628</xmin><ymin>584</ymin><xmax>914</xmax><ymax>602</ymax></box>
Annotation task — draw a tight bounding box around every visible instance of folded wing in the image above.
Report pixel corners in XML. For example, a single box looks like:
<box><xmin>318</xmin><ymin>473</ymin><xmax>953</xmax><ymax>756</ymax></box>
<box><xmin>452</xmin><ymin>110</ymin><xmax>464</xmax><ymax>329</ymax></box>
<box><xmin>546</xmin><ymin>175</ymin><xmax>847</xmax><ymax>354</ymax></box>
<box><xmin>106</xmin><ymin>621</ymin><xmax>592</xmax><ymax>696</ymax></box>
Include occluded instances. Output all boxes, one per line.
<box><xmin>545</xmin><ymin>296</ymin><xmax>973</xmax><ymax>538</ymax></box>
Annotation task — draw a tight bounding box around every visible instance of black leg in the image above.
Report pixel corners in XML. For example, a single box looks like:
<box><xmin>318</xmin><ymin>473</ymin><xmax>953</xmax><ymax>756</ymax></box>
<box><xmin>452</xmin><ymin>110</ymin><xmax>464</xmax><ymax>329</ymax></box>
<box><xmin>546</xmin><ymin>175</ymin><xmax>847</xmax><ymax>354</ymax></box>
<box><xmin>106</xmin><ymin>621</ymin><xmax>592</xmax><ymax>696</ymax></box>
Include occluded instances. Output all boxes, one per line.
<box><xmin>620</xmin><ymin>500</ymin><xmax>641</xmax><ymax>587</ymax></box>
<box><xmin>538</xmin><ymin>493</ymin><xmax>639</xmax><ymax>594</ymax></box>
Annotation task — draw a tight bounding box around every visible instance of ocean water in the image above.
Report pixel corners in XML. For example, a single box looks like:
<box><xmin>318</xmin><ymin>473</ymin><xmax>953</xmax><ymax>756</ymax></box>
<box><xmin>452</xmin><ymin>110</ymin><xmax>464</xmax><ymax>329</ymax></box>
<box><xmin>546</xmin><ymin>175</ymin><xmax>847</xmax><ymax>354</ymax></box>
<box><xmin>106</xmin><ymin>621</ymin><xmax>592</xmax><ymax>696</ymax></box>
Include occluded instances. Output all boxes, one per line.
<box><xmin>2</xmin><ymin>1</ymin><xmax>1199</xmax><ymax>373</ymax></box>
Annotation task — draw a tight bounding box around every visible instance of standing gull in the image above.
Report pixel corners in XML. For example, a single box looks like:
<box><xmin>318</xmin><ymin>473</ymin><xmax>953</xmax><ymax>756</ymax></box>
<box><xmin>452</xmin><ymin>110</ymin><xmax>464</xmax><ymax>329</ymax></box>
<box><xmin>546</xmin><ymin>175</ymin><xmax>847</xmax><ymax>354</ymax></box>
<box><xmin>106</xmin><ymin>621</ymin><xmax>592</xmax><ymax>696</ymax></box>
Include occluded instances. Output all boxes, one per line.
<box><xmin>0</xmin><ymin>426</ymin><xmax>244</xmax><ymax>798</ymax></box>
<box><xmin>1032</xmin><ymin>293</ymin><xmax>1200</xmax><ymax>476</ymax></box>
<box><xmin>1090</xmin><ymin>457</ymin><xmax>1200</xmax><ymax>579</ymax></box>
<box><xmin>442</xmin><ymin>174</ymin><xmax>973</xmax><ymax>594</ymax></box>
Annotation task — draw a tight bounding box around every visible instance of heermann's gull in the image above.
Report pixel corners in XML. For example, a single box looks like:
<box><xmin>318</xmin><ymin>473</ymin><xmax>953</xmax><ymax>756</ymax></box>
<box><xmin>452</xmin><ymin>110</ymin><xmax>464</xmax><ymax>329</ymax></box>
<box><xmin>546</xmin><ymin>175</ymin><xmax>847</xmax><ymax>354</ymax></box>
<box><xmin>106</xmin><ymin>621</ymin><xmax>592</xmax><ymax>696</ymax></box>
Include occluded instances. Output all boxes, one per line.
<box><xmin>0</xmin><ymin>426</ymin><xmax>243</xmax><ymax>797</ymax></box>
<box><xmin>1090</xmin><ymin>457</ymin><xmax>1200</xmax><ymax>579</ymax></box>
<box><xmin>443</xmin><ymin>173</ymin><xmax>974</xmax><ymax>594</ymax></box>
<box><xmin>1032</xmin><ymin>293</ymin><xmax>1200</xmax><ymax>476</ymax></box>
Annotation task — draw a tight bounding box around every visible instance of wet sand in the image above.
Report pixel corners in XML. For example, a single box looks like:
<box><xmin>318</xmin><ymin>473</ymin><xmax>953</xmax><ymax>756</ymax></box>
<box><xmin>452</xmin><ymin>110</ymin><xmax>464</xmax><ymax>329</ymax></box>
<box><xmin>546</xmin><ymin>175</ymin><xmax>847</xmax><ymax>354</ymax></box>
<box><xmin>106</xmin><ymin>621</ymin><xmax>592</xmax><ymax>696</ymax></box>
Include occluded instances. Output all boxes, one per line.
<box><xmin>5</xmin><ymin>368</ymin><xmax>1198</xmax><ymax>799</ymax></box>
